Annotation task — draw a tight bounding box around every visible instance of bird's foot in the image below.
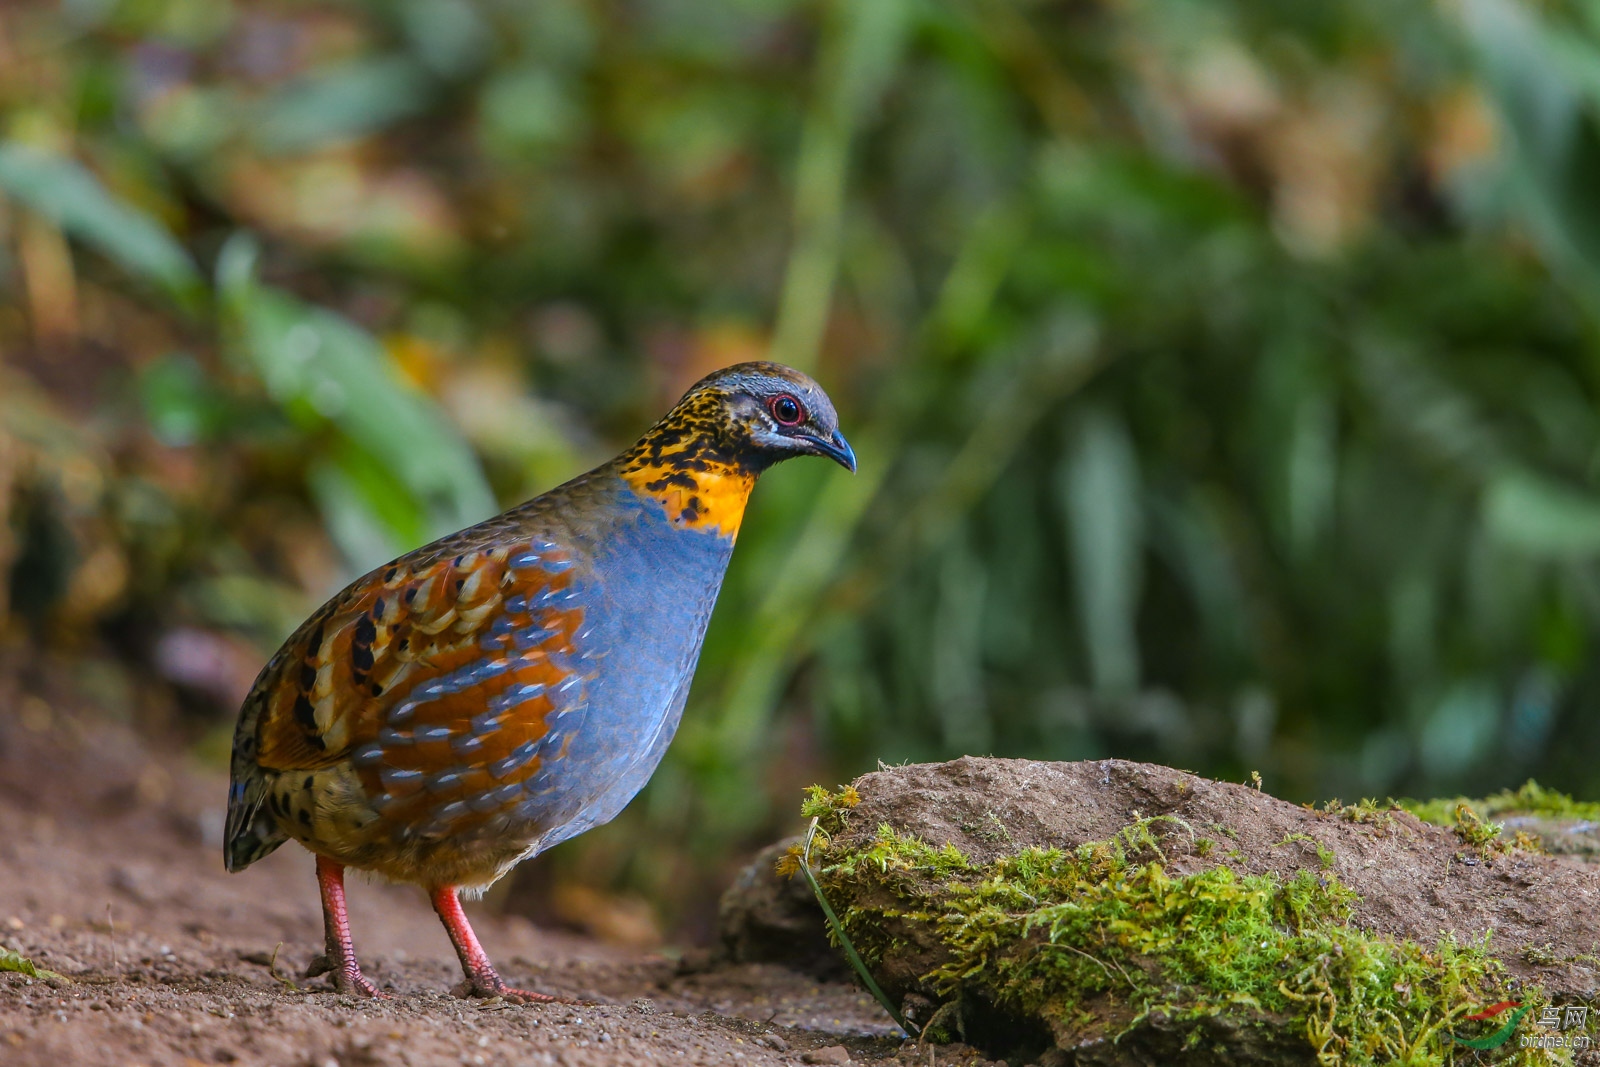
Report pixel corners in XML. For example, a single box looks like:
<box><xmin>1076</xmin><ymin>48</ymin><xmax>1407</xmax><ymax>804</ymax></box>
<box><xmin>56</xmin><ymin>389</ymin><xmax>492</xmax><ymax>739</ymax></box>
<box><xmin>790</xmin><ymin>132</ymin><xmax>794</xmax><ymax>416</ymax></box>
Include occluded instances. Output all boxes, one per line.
<box><xmin>449</xmin><ymin>975</ymin><xmax>568</xmax><ymax>1005</ymax></box>
<box><xmin>305</xmin><ymin>953</ymin><xmax>386</xmax><ymax>998</ymax></box>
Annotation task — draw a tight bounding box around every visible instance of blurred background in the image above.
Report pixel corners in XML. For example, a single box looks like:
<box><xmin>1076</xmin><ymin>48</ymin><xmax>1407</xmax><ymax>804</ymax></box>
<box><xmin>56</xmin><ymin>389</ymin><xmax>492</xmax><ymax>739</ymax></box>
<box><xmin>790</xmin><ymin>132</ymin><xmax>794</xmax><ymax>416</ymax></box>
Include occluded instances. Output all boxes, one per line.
<box><xmin>4</xmin><ymin>0</ymin><xmax>1600</xmax><ymax>945</ymax></box>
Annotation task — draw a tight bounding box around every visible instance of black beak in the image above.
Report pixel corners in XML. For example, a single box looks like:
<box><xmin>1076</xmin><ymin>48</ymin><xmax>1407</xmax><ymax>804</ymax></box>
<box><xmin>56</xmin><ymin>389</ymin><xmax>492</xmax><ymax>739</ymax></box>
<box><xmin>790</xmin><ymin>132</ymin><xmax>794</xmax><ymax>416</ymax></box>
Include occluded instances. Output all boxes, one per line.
<box><xmin>803</xmin><ymin>430</ymin><xmax>857</xmax><ymax>473</ymax></box>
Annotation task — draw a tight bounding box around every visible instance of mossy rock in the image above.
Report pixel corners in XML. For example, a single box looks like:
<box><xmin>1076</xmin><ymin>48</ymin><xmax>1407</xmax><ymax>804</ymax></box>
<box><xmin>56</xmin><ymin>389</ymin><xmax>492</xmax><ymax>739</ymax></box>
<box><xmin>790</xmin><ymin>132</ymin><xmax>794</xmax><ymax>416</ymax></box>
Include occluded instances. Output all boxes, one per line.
<box><xmin>1402</xmin><ymin>782</ymin><xmax>1600</xmax><ymax>861</ymax></box>
<box><xmin>801</xmin><ymin>757</ymin><xmax>1600</xmax><ymax>1065</ymax></box>
<box><xmin>716</xmin><ymin>836</ymin><xmax>845</xmax><ymax>979</ymax></box>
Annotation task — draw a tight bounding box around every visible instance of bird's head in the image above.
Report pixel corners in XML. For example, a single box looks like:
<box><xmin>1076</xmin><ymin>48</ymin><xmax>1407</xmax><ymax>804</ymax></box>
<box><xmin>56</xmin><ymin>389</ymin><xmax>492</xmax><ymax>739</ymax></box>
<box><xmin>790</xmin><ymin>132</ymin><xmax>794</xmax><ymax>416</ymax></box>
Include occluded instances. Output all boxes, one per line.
<box><xmin>666</xmin><ymin>362</ymin><xmax>856</xmax><ymax>474</ymax></box>
<box><xmin>618</xmin><ymin>362</ymin><xmax>853</xmax><ymax>536</ymax></box>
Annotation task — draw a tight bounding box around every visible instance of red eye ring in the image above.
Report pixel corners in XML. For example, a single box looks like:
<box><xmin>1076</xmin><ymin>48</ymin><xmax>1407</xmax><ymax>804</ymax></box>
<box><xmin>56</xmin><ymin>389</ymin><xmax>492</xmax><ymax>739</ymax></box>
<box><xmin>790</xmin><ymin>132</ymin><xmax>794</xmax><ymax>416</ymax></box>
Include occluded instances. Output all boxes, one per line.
<box><xmin>769</xmin><ymin>394</ymin><xmax>805</xmax><ymax>427</ymax></box>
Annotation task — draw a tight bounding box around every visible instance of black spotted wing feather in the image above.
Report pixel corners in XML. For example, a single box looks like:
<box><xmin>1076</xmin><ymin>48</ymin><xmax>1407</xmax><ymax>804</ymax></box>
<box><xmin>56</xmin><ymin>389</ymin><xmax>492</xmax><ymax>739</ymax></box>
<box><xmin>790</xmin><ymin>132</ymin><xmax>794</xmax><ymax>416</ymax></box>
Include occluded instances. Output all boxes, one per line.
<box><xmin>226</xmin><ymin>527</ymin><xmax>593</xmax><ymax>873</ymax></box>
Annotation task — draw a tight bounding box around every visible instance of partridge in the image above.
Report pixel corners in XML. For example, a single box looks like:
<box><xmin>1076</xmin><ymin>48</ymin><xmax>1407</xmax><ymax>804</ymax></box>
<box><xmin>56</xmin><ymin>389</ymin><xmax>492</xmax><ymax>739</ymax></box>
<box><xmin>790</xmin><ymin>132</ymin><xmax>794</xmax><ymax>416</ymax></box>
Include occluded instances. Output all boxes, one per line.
<box><xmin>224</xmin><ymin>362</ymin><xmax>854</xmax><ymax>1000</ymax></box>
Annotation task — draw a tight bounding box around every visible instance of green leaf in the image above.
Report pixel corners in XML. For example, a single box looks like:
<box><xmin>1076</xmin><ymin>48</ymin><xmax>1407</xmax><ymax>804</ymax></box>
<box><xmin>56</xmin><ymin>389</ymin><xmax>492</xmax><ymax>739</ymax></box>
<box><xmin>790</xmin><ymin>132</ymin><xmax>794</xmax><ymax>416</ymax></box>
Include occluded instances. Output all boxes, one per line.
<box><xmin>770</xmin><ymin>0</ymin><xmax>912</xmax><ymax>372</ymax></box>
<box><xmin>139</xmin><ymin>353</ymin><xmax>226</xmax><ymax>446</ymax></box>
<box><xmin>0</xmin><ymin>947</ymin><xmax>69</xmax><ymax>983</ymax></box>
<box><xmin>1418</xmin><ymin>677</ymin><xmax>1501</xmax><ymax>777</ymax></box>
<box><xmin>1060</xmin><ymin>409</ymin><xmax>1143</xmax><ymax>694</ymax></box>
<box><xmin>478</xmin><ymin>65</ymin><xmax>583</xmax><ymax>157</ymax></box>
<box><xmin>0</xmin><ymin>142</ymin><xmax>200</xmax><ymax>306</ymax></box>
<box><xmin>255</xmin><ymin>56</ymin><xmax>435</xmax><ymax>154</ymax></box>
<box><xmin>308</xmin><ymin>453</ymin><xmax>421</xmax><ymax>573</ymax></box>
<box><xmin>400</xmin><ymin>0</ymin><xmax>491</xmax><ymax>78</ymax></box>
<box><xmin>1482</xmin><ymin>467</ymin><xmax>1600</xmax><ymax>556</ymax></box>
<box><xmin>1460</xmin><ymin>0</ymin><xmax>1600</xmax><ymax>290</ymax></box>
<box><xmin>217</xmin><ymin>234</ymin><xmax>495</xmax><ymax>568</ymax></box>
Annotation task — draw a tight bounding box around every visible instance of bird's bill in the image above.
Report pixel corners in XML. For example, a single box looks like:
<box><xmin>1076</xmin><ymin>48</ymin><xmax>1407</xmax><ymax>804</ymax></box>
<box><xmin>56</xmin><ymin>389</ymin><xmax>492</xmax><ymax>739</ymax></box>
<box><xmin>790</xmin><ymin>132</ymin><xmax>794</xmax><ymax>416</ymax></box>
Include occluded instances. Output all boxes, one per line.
<box><xmin>801</xmin><ymin>430</ymin><xmax>857</xmax><ymax>473</ymax></box>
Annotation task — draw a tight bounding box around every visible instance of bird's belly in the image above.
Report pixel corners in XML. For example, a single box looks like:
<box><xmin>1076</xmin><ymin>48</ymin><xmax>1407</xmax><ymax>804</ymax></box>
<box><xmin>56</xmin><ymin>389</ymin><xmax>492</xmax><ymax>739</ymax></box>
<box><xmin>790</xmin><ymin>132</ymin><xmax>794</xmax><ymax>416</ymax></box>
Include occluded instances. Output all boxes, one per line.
<box><xmin>501</xmin><ymin>507</ymin><xmax>733</xmax><ymax>853</ymax></box>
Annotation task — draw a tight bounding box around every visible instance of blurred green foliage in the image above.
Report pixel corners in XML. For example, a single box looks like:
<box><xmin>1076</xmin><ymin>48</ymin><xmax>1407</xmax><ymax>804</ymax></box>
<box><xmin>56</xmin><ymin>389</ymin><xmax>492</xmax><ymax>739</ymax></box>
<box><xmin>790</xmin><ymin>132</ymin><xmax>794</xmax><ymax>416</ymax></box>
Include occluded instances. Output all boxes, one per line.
<box><xmin>8</xmin><ymin>0</ymin><xmax>1600</xmax><ymax>936</ymax></box>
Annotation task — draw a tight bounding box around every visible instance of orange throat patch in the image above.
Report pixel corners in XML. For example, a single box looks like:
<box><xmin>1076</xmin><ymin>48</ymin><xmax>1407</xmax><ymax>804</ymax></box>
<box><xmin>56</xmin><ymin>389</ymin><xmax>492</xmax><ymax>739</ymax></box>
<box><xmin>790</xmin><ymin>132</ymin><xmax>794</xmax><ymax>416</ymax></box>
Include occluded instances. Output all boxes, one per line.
<box><xmin>616</xmin><ymin>389</ymin><xmax>762</xmax><ymax>538</ymax></box>
<box><xmin>620</xmin><ymin>458</ymin><xmax>755</xmax><ymax>539</ymax></box>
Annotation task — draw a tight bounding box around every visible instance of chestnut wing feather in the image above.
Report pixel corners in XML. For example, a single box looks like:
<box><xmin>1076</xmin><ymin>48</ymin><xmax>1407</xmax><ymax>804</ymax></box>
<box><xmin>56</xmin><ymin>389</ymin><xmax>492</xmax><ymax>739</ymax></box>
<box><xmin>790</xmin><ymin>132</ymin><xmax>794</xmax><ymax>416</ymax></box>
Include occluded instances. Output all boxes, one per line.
<box><xmin>253</xmin><ymin>541</ymin><xmax>587</xmax><ymax>795</ymax></box>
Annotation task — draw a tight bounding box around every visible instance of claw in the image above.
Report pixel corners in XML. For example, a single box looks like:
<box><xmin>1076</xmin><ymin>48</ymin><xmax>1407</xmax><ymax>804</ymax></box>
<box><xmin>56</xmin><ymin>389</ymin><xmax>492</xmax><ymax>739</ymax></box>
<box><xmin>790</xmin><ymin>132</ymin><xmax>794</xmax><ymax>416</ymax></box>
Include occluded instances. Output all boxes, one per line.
<box><xmin>335</xmin><ymin>969</ymin><xmax>386</xmax><ymax>998</ymax></box>
<box><xmin>432</xmin><ymin>884</ymin><xmax>572</xmax><ymax>1005</ymax></box>
<box><xmin>450</xmin><ymin>974</ymin><xmax>566</xmax><ymax>1004</ymax></box>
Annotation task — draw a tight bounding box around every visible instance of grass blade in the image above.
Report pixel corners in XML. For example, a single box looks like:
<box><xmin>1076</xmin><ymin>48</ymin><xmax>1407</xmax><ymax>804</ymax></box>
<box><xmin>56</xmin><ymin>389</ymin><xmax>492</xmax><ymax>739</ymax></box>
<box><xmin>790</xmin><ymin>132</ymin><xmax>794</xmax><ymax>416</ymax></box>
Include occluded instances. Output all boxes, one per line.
<box><xmin>800</xmin><ymin>817</ymin><xmax>919</xmax><ymax>1036</ymax></box>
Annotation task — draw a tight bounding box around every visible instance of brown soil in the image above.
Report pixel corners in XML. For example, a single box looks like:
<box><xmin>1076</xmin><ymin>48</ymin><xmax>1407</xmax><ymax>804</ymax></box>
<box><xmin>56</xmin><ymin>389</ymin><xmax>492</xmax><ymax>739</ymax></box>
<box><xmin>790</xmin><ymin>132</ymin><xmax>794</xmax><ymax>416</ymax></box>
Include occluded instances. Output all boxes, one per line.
<box><xmin>0</xmin><ymin>684</ymin><xmax>965</xmax><ymax>1067</ymax></box>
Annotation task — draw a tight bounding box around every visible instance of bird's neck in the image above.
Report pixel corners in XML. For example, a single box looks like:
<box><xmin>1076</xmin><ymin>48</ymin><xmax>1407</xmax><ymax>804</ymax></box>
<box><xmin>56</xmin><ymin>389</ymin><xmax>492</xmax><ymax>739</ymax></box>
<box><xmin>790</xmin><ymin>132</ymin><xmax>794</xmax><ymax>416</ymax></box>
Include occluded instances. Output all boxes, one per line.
<box><xmin>614</xmin><ymin>400</ymin><xmax>759</xmax><ymax>540</ymax></box>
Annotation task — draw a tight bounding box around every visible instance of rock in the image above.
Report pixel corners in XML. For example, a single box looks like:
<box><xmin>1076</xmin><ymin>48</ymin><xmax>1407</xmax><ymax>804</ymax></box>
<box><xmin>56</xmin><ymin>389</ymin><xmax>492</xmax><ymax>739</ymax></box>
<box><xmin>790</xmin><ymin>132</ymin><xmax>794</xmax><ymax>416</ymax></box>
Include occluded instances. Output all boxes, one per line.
<box><xmin>715</xmin><ymin>837</ymin><xmax>843</xmax><ymax>979</ymax></box>
<box><xmin>807</xmin><ymin>756</ymin><xmax>1600</xmax><ymax>1066</ymax></box>
<box><xmin>673</xmin><ymin>947</ymin><xmax>714</xmax><ymax>975</ymax></box>
<box><xmin>801</xmin><ymin>1046</ymin><xmax>851</xmax><ymax>1065</ymax></box>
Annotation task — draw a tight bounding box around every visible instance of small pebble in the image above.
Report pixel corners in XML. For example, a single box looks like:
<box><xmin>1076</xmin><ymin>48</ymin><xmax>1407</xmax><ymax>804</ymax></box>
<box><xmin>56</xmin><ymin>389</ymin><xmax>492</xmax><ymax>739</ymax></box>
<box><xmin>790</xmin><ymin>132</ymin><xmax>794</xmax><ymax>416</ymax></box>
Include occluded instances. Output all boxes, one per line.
<box><xmin>760</xmin><ymin>1033</ymin><xmax>789</xmax><ymax>1051</ymax></box>
<box><xmin>802</xmin><ymin>1047</ymin><xmax>852</xmax><ymax>1066</ymax></box>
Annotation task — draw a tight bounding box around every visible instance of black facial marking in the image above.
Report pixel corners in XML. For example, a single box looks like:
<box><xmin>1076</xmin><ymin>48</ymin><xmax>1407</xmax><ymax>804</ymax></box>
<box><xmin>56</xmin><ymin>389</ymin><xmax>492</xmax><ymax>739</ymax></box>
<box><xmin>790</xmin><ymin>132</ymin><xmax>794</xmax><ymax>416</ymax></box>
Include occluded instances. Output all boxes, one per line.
<box><xmin>303</xmin><ymin>775</ymin><xmax>314</xmax><ymax>790</ymax></box>
<box><xmin>298</xmin><ymin>808</ymin><xmax>311</xmax><ymax>827</ymax></box>
<box><xmin>618</xmin><ymin>365</ymin><xmax>839</xmax><ymax>496</ymax></box>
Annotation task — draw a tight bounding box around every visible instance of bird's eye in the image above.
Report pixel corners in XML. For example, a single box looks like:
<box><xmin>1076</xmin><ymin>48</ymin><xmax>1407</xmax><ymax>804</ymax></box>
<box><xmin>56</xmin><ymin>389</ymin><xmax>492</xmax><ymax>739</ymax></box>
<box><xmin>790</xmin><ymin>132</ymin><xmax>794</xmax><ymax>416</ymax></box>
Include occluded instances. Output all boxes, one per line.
<box><xmin>769</xmin><ymin>394</ymin><xmax>805</xmax><ymax>426</ymax></box>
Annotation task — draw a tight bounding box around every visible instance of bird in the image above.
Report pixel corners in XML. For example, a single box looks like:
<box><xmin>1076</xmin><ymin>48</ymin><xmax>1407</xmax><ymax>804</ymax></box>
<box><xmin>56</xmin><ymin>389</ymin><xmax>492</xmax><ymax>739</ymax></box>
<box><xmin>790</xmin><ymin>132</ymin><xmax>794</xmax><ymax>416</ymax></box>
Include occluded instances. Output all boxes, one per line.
<box><xmin>222</xmin><ymin>361</ymin><xmax>855</xmax><ymax>1002</ymax></box>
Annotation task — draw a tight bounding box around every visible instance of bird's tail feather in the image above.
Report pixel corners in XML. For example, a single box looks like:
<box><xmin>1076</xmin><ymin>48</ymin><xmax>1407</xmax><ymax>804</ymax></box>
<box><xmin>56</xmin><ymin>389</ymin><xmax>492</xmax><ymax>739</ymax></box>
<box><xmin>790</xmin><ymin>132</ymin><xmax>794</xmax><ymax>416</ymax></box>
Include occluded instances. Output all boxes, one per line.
<box><xmin>224</xmin><ymin>686</ymin><xmax>287</xmax><ymax>871</ymax></box>
<box><xmin>224</xmin><ymin>773</ymin><xmax>287</xmax><ymax>872</ymax></box>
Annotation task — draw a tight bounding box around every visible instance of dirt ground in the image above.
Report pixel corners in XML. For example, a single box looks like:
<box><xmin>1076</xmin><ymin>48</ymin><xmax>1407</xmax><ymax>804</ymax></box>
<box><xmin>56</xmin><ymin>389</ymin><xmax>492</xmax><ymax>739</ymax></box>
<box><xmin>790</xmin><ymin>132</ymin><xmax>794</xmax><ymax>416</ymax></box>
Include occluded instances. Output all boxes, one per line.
<box><xmin>0</xmin><ymin>676</ymin><xmax>975</xmax><ymax>1067</ymax></box>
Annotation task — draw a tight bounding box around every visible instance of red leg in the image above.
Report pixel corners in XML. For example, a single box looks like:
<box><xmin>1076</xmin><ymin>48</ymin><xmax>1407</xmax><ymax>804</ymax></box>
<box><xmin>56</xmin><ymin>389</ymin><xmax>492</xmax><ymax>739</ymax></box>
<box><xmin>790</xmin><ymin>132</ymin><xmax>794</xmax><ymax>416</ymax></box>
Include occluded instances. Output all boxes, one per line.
<box><xmin>430</xmin><ymin>885</ymin><xmax>561</xmax><ymax>1004</ymax></box>
<box><xmin>307</xmin><ymin>855</ymin><xmax>381</xmax><ymax>997</ymax></box>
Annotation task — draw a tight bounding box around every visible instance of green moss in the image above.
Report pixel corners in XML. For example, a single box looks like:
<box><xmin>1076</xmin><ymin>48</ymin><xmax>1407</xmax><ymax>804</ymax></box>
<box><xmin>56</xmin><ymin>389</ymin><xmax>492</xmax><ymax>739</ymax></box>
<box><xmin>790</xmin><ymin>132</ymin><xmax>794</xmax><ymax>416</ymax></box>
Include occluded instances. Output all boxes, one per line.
<box><xmin>801</xmin><ymin>783</ymin><xmax>860</xmax><ymax>835</ymax></box>
<box><xmin>1277</xmin><ymin>832</ymin><xmax>1337</xmax><ymax>870</ymax></box>
<box><xmin>811</xmin><ymin>804</ymin><xmax>1553</xmax><ymax>1065</ymax></box>
<box><xmin>1403</xmin><ymin>780</ymin><xmax>1600</xmax><ymax>828</ymax></box>
<box><xmin>1321</xmin><ymin>798</ymin><xmax>1400</xmax><ymax>829</ymax></box>
<box><xmin>1400</xmin><ymin>784</ymin><xmax>1575</xmax><ymax>858</ymax></box>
